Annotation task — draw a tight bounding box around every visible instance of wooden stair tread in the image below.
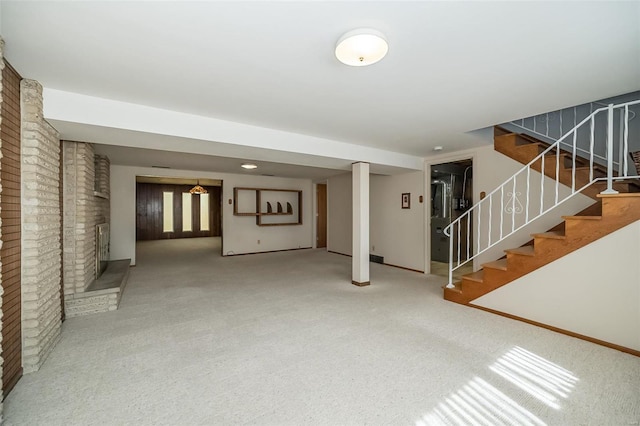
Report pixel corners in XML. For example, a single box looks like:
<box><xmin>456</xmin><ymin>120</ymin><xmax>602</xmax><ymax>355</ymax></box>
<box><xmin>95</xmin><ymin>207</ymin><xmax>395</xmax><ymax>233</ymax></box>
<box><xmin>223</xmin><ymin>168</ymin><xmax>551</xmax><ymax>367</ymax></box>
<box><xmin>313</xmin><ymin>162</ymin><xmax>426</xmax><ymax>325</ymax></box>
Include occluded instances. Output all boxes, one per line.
<box><xmin>598</xmin><ymin>192</ymin><xmax>640</xmax><ymax>198</ymax></box>
<box><xmin>505</xmin><ymin>245</ymin><xmax>535</xmax><ymax>256</ymax></box>
<box><xmin>445</xmin><ymin>127</ymin><xmax>640</xmax><ymax>307</ymax></box>
<box><xmin>532</xmin><ymin>231</ymin><xmax>566</xmax><ymax>239</ymax></box>
<box><xmin>482</xmin><ymin>259</ymin><xmax>508</xmax><ymax>271</ymax></box>
<box><xmin>462</xmin><ymin>270</ymin><xmax>484</xmax><ymax>283</ymax></box>
<box><xmin>516</xmin><ymin>141</ymin><xmax>544</xmax><ymax>148</ymax></box>
<box><xmin>562</xmin><ymin>215</ymin><xmax>602</xmax><ymax>220</ymax></box>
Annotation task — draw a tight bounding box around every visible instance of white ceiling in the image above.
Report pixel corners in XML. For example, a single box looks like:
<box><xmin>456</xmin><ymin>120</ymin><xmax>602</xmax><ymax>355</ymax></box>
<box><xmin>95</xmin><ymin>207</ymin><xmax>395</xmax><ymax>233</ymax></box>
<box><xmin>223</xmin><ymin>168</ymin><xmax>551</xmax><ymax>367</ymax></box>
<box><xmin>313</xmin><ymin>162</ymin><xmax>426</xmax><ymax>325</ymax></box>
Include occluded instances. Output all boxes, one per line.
<box><xmin>2</xmin><ymin>1</ymin><xmax>639</xmax><ymax>178</ymax></box>
<box><xmin>95</xmin><ymin>143</ymin><xmax>347</xmax><ymax>181</ymax></box>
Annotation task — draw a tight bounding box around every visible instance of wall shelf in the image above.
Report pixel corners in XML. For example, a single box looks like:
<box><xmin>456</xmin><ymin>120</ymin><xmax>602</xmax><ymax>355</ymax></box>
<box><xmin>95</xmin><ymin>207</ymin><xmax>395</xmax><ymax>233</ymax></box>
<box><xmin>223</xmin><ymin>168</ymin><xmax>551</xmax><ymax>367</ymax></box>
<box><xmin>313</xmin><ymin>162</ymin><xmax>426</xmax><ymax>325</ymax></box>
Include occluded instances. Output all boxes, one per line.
<box><xmin>233</xmin><ymin>187</ymin><xmax>302</xmax><ymax>226</ymax></box>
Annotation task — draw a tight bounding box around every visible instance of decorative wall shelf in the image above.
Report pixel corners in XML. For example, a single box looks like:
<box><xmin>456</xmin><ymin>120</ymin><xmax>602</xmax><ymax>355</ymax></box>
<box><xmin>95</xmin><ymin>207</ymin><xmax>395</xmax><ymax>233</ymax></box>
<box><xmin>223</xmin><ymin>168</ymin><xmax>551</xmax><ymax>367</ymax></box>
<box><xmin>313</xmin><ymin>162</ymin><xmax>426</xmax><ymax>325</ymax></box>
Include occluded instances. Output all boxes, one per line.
<box><xmin>233</xmin><ymin>187</ymin><xmax>302</xmax><ymax>226</ymax></box>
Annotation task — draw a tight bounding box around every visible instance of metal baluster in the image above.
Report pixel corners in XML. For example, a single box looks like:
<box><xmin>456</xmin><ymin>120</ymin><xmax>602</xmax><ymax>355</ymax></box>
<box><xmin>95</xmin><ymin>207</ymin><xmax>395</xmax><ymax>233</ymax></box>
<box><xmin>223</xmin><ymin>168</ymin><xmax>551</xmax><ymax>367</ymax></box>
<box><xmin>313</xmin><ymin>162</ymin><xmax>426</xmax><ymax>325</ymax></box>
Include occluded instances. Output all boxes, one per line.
<box><xmin>457</xmin><ymin>219</ymin><xmax>461</xmax><ymax>267</ymax></box>
<box><xmin>447</xmin><ymin>229</ymin><xmax>454</xmax><ymax>288</ymax></box>
<box><xmin>618</xmin><ymin>111</ymin><xmax>624</xmax><ymax>177</ymax></box>
<box><xmin>572</xmin><ymin>130</ymin><xmax>577</xmax><ymax>192</ymax></box>
<box><xmin>555</xmin><ymin>147</ymin><xmax>560</xmax><ymax>204</ymax></box>
<box><xmin>546</xmin><ymin>113</ymin><xmax>549</xmax><ymax>137</ymax></box>
<box><xmin>511</xmin><ymin>177</ymin><xmax>516</xmax><ymax>232</ymax></box>
<box><xmin>525</xmin><ymin>167</ymin><xmax>530</xmax><ymax>223</ymax></box>
<box><xmin>540</xmin><ymin>153</ymin><xmax>545</xmax><ymax>214</ymax></box>
<box><xmin>499</xmin><ymin>186</ymin><xmax>504</xmax><ymax>240</ymax></box>
<box><xmin>589</xmin><ymin>116</ymin><xmax>595</xmax><ymax>182</ymax></box>
<box><xmin>477</xmin><ymin>205</ymin><xmax>481</xmax><ymax>256</ymax></box>
<box><xmin>624</xmin><ymin>106</ymin><xmax>629</xmax><ymax>177</ymax></box>
<box><xmin>466</xmin><ymin>213</ymin><xmax>470</xmax><ymax>262</ymax></box>
<box><xmin>488</xmin><ymin>195</ymin><xmax>492</xmax><ymax>248</ymax></box>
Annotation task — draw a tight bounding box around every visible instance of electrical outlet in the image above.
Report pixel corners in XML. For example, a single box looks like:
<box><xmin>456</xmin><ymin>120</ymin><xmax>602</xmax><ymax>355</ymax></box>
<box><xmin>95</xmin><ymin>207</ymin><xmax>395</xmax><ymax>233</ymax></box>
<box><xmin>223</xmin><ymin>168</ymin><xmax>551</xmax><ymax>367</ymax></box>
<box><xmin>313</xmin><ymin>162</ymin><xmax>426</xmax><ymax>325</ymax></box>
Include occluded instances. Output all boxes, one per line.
<box><xmin>257</xmin><ymin>239</ymin><xmax>260</xmax><ymax>244</ymax></box>
<box><xmin>372</xmin><ymin>245</ymin><xmax>375</xmax><ymax>251</ymax></box>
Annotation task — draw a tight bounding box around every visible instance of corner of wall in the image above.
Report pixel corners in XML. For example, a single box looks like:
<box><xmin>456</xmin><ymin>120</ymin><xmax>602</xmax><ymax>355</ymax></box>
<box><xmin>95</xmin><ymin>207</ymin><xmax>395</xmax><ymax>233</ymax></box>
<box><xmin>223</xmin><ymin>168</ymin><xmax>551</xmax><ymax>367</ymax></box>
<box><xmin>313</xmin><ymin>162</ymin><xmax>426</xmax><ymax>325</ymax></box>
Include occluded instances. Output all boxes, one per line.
<box><xmin>20</xmin><ymin>78</ymin><xmax>62</xmax><ymax>373</ymax></box>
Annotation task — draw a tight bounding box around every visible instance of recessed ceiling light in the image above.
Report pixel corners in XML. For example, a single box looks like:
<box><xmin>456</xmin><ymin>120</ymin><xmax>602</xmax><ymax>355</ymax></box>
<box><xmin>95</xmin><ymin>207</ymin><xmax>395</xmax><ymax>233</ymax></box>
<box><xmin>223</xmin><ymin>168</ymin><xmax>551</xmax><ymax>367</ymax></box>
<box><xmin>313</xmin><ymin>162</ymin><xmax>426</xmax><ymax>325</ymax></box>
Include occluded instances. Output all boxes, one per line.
<box><xmin>241</xmin><ymin>163</ymin><xmax>258</xmax><ymax>170</ymax></box>
<box><xmin>434</xmin><ymin>146</ymin><xmax>443</xmax><ymax>152</ymax></box>
<box><xmin>335</xmin><ymin>28</ymin><xmax>388</xmax><ymax>67</ymax></box>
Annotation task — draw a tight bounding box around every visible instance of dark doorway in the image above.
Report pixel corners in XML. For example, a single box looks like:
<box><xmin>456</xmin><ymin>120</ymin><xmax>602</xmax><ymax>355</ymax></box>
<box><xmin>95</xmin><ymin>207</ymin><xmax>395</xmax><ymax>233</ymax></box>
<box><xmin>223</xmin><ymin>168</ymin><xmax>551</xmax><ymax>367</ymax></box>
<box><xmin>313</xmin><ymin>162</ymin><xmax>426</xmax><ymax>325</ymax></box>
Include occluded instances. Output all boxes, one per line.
<box><xmin>430</xmin><ymin>159</ymin><xmax>473</xmax><ymax>277</ymax></box>
<box><xmin>316</xmin><ymin>183</ymin><xmax>327</xmax><ymax>248</ymax></box>
<box><xmin>136</xmin><ymin>180</ymin><xmax>222</xmax><ymax>241</ymax></box>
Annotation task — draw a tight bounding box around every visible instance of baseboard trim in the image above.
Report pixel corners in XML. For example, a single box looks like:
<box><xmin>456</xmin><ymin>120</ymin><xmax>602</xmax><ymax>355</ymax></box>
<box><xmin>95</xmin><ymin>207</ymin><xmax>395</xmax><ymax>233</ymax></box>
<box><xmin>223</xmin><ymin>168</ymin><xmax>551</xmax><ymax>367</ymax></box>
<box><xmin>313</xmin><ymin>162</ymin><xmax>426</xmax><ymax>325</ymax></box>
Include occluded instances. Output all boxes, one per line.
<box><xmin>383</xmin><ymin>262</ymin><xmax>424</xmax><ymax>274</ymax></box>
<box><xmin>224</xmin><ymin>247</ymin><xmax>313</xmax><ymax>257</ymax></box>
<box><xmin>327</xmin><ymin>251</ymin><xmax>424</xmax><ymax>274</ymax></box>
<box><xmin>352</xmin><ymin>280</ymin><xmax>370</xmax><ymax>287</ymax></box>
<box><xmin>469</xmin><ymin>304</ymin><xmax>640</xmax><ymax>357</ymax></box>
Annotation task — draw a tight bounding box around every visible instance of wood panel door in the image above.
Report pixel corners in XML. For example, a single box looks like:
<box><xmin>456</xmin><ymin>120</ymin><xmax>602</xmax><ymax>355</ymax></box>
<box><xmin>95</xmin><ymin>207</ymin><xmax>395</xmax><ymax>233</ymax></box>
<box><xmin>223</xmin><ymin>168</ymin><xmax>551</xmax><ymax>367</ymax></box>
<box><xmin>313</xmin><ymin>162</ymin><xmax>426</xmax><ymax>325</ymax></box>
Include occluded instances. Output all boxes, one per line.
<box><xmin>1</xmin><ymin>60</ymin><xmax>22</xmax><ymax>396</ymax></box>
<box><xmin>316</xmin><ymin>184</ymin><xmax>327</xmax><ymax>248</ymax></box>
<box><xmin>136</xmin><ymin>183</ymin><xmax>221</xmax><ymax>241</ymax></box>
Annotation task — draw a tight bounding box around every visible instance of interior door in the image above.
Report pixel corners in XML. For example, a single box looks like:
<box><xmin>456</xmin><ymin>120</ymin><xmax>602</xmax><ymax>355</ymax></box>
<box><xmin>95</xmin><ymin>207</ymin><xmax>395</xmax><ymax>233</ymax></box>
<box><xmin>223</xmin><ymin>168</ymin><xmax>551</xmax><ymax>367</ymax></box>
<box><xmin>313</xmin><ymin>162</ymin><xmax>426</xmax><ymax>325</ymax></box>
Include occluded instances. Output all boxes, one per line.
<box><xmin>1</xmin><ymin>60</ymin><xmax>23</xmax><ymax>396</ymax></box>
<box><xmin>316</xmin><ymin>184</ymin><xmax>327</xmax><ymax>248</ymax></box>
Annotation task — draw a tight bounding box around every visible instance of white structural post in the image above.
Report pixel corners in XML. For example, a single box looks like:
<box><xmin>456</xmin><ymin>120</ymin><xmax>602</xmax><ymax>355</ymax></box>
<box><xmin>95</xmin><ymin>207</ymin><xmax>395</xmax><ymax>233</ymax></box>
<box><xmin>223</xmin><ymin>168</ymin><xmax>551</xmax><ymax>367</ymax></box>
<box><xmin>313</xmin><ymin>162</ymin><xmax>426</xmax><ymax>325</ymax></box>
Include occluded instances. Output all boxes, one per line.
<box><xmin>352</xmin><ymin>162</ymin><xmax>370</xmax><ymax>286</ymax></box>
<box><xmin>602</xmin><ymin>104</ymin><xmax>619</xmax><ymax>194</ymax></box>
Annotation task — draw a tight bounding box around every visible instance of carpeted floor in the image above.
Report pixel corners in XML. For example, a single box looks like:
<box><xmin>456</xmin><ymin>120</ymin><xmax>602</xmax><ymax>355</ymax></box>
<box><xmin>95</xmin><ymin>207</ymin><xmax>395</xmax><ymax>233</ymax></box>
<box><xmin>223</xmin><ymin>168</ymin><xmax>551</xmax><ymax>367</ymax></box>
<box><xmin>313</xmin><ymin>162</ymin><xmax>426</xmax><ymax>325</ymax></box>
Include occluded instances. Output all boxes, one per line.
<box><xmin>4</xmin><ymin>237</ymin><xmax>639</xmax><ymax>425</ymax></box>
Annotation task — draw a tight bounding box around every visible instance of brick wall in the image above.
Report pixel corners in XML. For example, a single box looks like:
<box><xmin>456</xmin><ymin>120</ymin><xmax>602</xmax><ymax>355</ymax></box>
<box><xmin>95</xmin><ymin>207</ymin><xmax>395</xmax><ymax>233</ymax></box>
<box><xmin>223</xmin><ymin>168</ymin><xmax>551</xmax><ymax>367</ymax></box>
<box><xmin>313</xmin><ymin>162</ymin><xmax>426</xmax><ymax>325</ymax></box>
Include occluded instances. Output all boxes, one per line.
<box><xmin>20</xmin><ymin>79</ymin><xmax>61</xmax><ymax>373</ymax></box>
<box><xmin>95</xmin><ymin>154</ymin><xmax>110</xmax><ymax>226</ymax></box>
<box><xmin>63</xmin><ymin>143</ymin><xmax>110</xmax><ymax>300</ymax></box>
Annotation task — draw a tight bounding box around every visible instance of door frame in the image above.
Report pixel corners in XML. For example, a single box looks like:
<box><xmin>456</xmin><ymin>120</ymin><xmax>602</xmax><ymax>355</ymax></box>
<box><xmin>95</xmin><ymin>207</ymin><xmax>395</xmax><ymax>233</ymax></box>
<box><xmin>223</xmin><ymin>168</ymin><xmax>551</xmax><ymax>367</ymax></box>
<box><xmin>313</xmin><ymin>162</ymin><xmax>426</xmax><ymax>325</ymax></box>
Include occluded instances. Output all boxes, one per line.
<box><xmin>424</xmin><ymin>150</ymin><xmax>477</xmax><ymax>275</ymax></box>
<box><xmin>315</xmin><ymin>182</ymin><xmax>327</xmax><ymax>249</ymax></box>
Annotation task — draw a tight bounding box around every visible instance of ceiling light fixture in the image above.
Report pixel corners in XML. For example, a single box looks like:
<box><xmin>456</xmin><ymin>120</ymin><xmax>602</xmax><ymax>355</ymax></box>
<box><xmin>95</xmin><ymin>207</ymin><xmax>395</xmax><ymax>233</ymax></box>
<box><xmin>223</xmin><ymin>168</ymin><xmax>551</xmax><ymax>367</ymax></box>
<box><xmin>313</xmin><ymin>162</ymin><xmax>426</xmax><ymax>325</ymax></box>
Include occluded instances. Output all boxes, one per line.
<box><xmin>241</xmin><ymin>163</ymin><xmax>258</xmax><ymax>170</ymax></box>
<box><xmin>335</xmin><ymin>28</ymin><xmax>388</xmax><ymax>67</ymax></box>
<box><xmin>189</xmin><ymin>180</ymin><xmax>207</xmax><ymax>195</ymax></box>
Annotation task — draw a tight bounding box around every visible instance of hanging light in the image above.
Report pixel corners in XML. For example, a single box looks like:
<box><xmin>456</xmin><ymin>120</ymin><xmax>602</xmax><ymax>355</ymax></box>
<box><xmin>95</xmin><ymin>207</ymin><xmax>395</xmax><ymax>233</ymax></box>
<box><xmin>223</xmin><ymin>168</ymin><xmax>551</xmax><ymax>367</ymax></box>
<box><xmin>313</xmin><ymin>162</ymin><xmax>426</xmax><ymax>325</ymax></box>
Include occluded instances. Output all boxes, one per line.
<box><xmin>189</xmin><ymin>180</ymin><xmax>207</xmax><ymax>195</ymax></box>
<box><xmin>335</xmin><ymin>28</ymin><xmax>389</xmax><ymax>67</ymax></box>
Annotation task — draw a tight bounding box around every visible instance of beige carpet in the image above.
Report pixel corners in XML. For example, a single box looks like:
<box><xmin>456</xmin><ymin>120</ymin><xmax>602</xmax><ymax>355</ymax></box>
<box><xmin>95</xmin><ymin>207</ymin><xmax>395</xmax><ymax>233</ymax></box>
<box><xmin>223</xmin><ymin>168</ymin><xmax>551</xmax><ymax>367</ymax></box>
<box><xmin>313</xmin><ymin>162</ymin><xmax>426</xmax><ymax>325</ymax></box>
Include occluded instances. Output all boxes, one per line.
<box><xmin>4</xmin><ymin>237</ymin><xmax>639</xmax><ymax>425</ymax></box>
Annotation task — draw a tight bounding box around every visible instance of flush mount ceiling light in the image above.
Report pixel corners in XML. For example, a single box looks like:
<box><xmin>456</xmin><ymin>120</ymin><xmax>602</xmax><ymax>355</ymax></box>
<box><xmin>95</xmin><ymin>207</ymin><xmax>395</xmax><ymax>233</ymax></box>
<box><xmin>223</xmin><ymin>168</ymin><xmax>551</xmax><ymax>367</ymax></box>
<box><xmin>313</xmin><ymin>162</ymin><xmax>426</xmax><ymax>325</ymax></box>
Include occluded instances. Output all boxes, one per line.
<box><xmin>241</xmin><ymin>163</ymin><xmax>258</xmax><ymax>170</ymax></box>
<box><xmin>335</xmin><ymin>28</ymin><xmax>388</xmax><ymax>67</ymax></box>
<box><xmin>189</xmin><ymin>180</ymin><xmax>207</xmax><ymax>195</ymax></box>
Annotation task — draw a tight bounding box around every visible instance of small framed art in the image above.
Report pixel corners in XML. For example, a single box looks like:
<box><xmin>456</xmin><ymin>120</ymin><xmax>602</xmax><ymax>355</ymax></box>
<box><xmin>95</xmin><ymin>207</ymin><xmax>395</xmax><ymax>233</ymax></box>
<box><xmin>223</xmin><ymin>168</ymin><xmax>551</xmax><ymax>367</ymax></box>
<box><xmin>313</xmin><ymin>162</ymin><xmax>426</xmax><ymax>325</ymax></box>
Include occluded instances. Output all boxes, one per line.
<box><xmin>402</xmin><ymin>193</ymin><xmax>410</xmax><ymax>209</ymax></box>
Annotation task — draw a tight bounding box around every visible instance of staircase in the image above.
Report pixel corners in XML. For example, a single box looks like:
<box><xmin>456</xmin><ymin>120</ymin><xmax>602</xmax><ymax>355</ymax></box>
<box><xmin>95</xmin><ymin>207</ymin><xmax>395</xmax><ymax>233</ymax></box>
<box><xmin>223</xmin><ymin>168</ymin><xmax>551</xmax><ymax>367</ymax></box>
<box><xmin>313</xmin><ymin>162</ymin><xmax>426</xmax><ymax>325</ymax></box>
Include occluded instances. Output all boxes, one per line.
<box><xmin>443</xmin><ymin>100</ymin><xmax>640</xmax><ymax>305</ymax></box>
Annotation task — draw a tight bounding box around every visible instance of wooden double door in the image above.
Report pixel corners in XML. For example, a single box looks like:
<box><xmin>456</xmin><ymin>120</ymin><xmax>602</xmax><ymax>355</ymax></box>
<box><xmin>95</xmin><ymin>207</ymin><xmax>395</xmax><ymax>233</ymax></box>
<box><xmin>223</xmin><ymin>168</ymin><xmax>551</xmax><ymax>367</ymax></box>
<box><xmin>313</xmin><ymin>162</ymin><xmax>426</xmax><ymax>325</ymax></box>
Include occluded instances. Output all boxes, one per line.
<box><xmin>136</xmin><ymin>183</ymin><xmax>222</xmax><ymax>241</ymax></box>
<box><xmin>1</xmin><ymin>60</ymin><xmax>23</xmax><ymax>396</ymax></box>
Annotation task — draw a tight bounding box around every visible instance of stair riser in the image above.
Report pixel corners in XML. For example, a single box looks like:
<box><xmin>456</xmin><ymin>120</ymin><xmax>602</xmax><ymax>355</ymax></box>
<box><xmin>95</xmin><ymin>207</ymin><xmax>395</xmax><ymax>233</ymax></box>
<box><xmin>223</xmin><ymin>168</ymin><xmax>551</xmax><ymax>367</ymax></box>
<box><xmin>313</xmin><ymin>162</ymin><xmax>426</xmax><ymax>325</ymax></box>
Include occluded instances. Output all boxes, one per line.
<box><xmin>447</xmin><ymin>130</ymin><xmax>640</xmax><ymax>306</ymax></box>
<box><xmin>601</xmin><ymin>197</ymin><xmax>640</xmax><ymax>217</ymax></box>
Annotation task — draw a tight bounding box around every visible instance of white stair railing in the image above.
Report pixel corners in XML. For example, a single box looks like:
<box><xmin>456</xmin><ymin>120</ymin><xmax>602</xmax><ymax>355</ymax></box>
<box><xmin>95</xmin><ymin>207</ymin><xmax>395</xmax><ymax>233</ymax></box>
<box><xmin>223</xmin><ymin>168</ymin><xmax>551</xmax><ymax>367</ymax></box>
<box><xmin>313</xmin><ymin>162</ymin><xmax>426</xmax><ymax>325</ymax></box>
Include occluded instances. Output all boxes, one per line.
<box><xmin>508</xmin><ymin>101</ymin><xmax>637</xmax><ymax>177</ymax></box>
<box><xmin>444</xmin><ymin>100</ymin><xmax>640</xmax><ymax>288</ymax></box>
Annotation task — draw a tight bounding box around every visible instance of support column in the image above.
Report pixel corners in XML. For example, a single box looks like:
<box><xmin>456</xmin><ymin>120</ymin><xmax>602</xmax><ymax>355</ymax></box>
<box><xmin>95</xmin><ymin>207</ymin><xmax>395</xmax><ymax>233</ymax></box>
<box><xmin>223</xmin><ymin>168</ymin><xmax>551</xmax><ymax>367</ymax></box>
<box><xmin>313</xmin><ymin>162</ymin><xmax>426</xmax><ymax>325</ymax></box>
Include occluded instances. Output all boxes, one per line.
<box><xmin>352</xmin><ymin>162</ymin><xmax>370</xmax><ymax>286</ymax></box>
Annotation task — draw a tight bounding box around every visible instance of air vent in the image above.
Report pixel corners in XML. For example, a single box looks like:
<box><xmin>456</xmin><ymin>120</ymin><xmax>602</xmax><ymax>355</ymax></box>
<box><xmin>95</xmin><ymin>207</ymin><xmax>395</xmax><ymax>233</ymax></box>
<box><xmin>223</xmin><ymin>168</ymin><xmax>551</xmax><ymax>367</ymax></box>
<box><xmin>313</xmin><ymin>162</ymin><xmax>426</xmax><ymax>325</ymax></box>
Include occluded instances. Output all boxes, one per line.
<box><xmin>152</xmin><ymin>165</ymin><xmax>171</xmax><ymax>169</ymax></box>
<box><xmin>370</xmin><ymin>254</ymin><xmax>384</xmax><ymax>264</ymax></box>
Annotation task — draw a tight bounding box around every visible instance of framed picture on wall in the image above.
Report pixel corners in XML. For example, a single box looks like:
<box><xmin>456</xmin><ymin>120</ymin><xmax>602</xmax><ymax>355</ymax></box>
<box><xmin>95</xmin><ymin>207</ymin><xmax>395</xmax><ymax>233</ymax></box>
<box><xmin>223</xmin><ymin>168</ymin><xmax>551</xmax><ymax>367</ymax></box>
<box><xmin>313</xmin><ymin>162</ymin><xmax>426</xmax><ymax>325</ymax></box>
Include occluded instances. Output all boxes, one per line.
<box><xmin>402</xmin><ymin>193</ymin><xmax>410</xmax><ymax>209</ymax></box>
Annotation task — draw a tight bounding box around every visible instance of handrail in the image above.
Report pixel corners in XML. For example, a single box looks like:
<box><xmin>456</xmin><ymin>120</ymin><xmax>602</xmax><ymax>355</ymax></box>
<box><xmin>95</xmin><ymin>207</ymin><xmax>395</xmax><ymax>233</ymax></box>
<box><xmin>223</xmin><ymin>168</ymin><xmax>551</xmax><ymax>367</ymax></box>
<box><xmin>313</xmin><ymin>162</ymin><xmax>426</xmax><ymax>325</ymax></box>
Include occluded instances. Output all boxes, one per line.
<box><xmin>444</xmin><ymin>99</ymin><xmax>640</xmax><ymax>288</ymax></box>
<box><xmin>508</xmin><ymin>100</ymin><xmax>636</xmax><ymax>170</ymax></box>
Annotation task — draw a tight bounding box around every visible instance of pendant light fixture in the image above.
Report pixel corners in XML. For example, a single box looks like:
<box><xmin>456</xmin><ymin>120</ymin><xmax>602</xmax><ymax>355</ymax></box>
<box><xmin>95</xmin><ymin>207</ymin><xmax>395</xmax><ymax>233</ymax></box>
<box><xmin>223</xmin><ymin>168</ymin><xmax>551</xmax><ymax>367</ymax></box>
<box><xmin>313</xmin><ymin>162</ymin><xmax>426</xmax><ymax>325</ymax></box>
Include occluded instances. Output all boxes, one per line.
<box><xmin>335</xmin><ymin>28</ymin><xmax>388</xmax><ymax>67</ymax></box>
<box><xmin>189</xmin><ymin>180</ymin><xmax>207</xmax><ymax>195</ymax></box>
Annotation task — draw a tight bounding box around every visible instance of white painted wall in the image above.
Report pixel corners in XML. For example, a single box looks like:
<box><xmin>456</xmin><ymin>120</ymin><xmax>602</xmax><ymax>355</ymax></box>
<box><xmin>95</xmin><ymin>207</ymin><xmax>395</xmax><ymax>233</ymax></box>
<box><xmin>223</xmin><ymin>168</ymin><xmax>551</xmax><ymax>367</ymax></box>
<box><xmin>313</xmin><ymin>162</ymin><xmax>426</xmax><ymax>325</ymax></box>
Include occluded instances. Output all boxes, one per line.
<box><xmin>370</xmin><ymin>171</ymin><xmax>425</xmax><ymax>271</ymax></box>
<box><xmin>474</xmin><ymin>221</ymin><xmax>640</xmax><ymax>351</ymax></box>
<box><xmin>327</xmin><ymin>172</ymin><xmax>352</xmax><ymax>256</ymax></box>
<box><xmin>327</xmin><ymin>171</ymin><xmax>426</xmax><ymax>272</ymax></box>
<box><xmin>44</xmin><ymin>89</ymin><xmax>424</xmax><ymax>173</ymax></box>
<box><xmin>110</xmin><ymin>165</ymin><xmax>313</xmax><ymax>265</ymax></box>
